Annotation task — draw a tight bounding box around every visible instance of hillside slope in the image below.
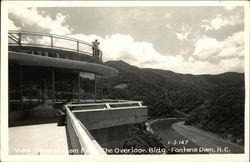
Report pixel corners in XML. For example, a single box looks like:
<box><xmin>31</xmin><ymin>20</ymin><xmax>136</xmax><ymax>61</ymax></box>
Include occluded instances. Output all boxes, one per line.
<box><xmin>103</xmin><ymin>60</ymin><xmax>245</xmax><ymax>143</ymax></box>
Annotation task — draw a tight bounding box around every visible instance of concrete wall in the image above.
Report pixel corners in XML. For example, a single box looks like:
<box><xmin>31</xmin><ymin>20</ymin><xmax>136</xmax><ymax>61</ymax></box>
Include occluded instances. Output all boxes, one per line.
<box><xmin>9</xmin><ymin>111</ymin><xmax>24</xmax><ymax>121</ymax></box>
<box><xmin>74</xmin><ymin>107</ymin><xmax>147</xmax><ymax>130</ymax></box>
<box><xmin>24</xmin><ymin>109</ymin><xmax>57</xmax><ymax>119</ymax></box>
<box><xmin>89</xmin><ymin>124</ymin><xmax>130</xmax><ymax>150</ymax></box>
<box><xmin>73</xmin><ymin>107</ymin><xmax>147</xmax><ymax>150</ymax></box>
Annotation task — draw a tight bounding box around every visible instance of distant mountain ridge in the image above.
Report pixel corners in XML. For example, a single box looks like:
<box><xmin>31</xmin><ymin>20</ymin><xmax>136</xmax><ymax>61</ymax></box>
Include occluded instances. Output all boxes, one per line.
<box><xmin>104</xmin><ymin>60</ymin><xmax>244</xmax><ymax>99</ymax></box>
<box><xmin>103</xmin><ymin>60</ymin><xmax>245</xmax><ymax>143</ymax></box>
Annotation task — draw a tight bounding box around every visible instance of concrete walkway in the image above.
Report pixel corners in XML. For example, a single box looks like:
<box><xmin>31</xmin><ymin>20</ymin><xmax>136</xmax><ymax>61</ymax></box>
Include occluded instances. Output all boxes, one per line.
<box><xmin>172</xmin><ymin>121</ymin><xmax>244</xmax><ymax>154</ymax></box>
<box><xmin>9</xmin><ymin>123</ymin><xmax>69</xmax><ymax>155</ymax></box>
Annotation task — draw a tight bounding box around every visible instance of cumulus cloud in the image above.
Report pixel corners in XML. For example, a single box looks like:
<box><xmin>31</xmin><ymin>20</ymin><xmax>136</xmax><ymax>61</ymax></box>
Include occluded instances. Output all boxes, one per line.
<box><xmin>176</xmin><ymin>23</ymin><xmax>191</xmax><ymax>41</ymax></box>
<box><xmin>98</xmin><ymin>34</ymin><xmax>163</xmax><ymax>64</ymax></box>
<box><xmin>69</xmin><ymin>33</ymin><xmax>244</xmax><ymax>74</ymax></box>
<box><xmin>164</xmin><ymin>12</ymin><xmax>172</xmax><ymax>19</ymax></box>
<box><xmin>201</xmin><ymin>14</ymin><xmax>243</xmax><ymax>31</ymax></box>
<box><xmin>165</xmin><ymin>24</ymin><xmax>172</xmax><ymax>29</ymax></box>
<box><xmin>223</xmin><ymin>6</ymin><xmax>237</xmax><ymax>11</ymax></box>
<box><xmin>9</xmin><ymin>8</ymin><xmax>71</xmax><ymax>35</ymax></box>
<box><xmin>193</xmin><ymin>31</ymin><xmax>244</xmax><ymax>59</ymax></box>
<box><xmin>193</xmin><ymin>37</ymin><xmax>219</xmax><ymax>59</ymax></box>
<box><xmin>8</xmin><ymin>7</ymin><xmax>244</xmax><ymax>74</ymax></box>
<box><xmin>176</xmin><ymin>32</ymin><xmax>189</xmax><ymax>41</ymax></box>
<box><xmin>218</xmin><ymin>31</ymin><xmax>244</xmax><ymax>57</ymax></box>
<box><xmin>33</xmin><ymin>31</ymin><xmax>244</xmax><ymax>74</ymax></box>
<box><xmin>8</xmin><ymin>19</ymin><xmax>20</xmax><ymax>30</ymax></box>
<box><xmin>219</xmin><ymin>58</ymin><xmax>243</xmax><ymax>72</ymax></box>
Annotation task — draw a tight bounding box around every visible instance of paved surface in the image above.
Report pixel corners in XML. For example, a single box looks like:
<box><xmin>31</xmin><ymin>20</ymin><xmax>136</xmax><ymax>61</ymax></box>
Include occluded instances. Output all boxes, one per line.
<box><xmin>151</xmin><ymin>119</ymin><xmax>202</xmax><ymax>154</ymax></box>
<box><xmin>172</xmin><ymin>121</ymin><xmax>244</xmax><ymax>154</ymax></box>
<box><xmin>9</xmin><ymin>123</ymin><xmax>69</xmax><ymax>155</ymax></box>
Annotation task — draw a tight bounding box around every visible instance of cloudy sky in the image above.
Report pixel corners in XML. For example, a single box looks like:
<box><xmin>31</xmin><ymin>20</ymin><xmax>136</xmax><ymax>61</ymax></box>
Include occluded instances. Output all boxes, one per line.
<box><xmin>8</xmin><ymin>5</ymin><xmax>245</xmax><ymax>74</ymax></box>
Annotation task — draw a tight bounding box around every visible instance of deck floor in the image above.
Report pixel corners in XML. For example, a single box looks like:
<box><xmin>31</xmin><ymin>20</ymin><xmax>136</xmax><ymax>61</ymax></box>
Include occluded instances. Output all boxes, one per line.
<box><xmin>9</xmin><ymin>123</ymin><xmax>69</xmax><ymax>155</ymax></box>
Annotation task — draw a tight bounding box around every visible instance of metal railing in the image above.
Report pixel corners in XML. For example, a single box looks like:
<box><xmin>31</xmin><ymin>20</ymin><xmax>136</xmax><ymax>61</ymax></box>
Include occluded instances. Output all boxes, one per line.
<box><xmin>65</xmin><ymin>105</ymin><xmax>106</xmax><ymax>155</ymax></box>
<box><xmin>8</xmin><ymin>30</ymin><xmax>102</xmax><ymax>60</ymax></box>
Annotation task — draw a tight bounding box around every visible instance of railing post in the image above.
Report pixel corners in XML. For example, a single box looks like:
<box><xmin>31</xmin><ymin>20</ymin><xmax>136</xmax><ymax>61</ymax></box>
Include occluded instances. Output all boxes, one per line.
<box><xmin>51</xmin><ymin>35</ymin><xmax>53</xmax><ymax>49</ymax></box>
<box><xmin>77</xmin><ymin>41</ymin><xmax>80</xmax><ymax>61</ymax></box>
<box><xmin>77</xmin><ymin>41</ymin><xmax>79</xmax><ymax>53</ymax></box>
<box><xmin>18</xmin><ymin>33</ymin><xmax>22</xmax><ymax>46</ymax></box>
<box><xmin>105</xmin><ymin>103</ymin><xmax>111</xmax><ymax>109</ymax></box>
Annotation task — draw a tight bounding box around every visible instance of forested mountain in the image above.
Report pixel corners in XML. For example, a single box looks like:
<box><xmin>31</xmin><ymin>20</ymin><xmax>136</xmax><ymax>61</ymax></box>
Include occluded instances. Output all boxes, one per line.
<box><xmin>103</xmin><ymin>60</ymin><xmax>245</xmax><ymax>143</ymax></box>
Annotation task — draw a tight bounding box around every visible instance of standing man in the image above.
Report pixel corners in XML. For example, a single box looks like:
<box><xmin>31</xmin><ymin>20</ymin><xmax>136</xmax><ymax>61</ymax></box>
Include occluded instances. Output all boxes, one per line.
<box><xmin>92</xmin><ymin>39</ymin><xmax>100</xmax><ymax>58</ymax></box>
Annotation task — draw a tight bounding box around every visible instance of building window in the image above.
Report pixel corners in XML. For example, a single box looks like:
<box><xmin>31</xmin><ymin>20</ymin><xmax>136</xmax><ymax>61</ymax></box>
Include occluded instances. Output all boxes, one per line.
<box><xmin>79</xmin><ymin>72</ymin><xmax>95</xmax><ymax>101</ymax></box>
<box><xmin>9</xmin><ymin>65</ymin><xmax>103</xmax><ymax>113</ymax></box>
<box><xmin>22</xmin><ymin>67</ymin><xmax>53</xmax><ymax>110</ymax></box>
<box><xmin>55</xmin><ymin>69</ymin><xmax>78</xmax><ymax>103</ymax></box>
<box><xmin>95</xmin><ymin>74</ymin><xmax>103</xmax><ymax>100</ymax></box>
<box><xmin>9</xmin><ymin>64</ymin><xmax>21</xmax><ymax>112</ymax></box>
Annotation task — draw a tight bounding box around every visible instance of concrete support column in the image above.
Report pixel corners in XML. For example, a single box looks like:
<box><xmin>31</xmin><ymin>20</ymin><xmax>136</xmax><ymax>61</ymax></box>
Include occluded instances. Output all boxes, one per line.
<box><xmin>20</xmin><ymin>65</ymin><xmax>23</xmax><ymax>111</ymax></box>
<box><xmin>78</xmin><ymin>71</ymin><xmax>80</xmax><ymax>103</ymax></box>
<box><xmin>101</xmin><ymin>78</ymin><xmax>103</xmax><ymax>100</ymax></box>
<box><xmin>39</xmin><ymin>80</ymin><xmax>42</xmax><ymax>103</ymax></box>
<box><xmin>52</xmin><ymin>69</ymin><xmax>55</xmax><ymax>109</ymax></box>
<box><xmin>94</xmin><ymin>74</ymin><xmax>97</xmax><ymax>102</ymax></box>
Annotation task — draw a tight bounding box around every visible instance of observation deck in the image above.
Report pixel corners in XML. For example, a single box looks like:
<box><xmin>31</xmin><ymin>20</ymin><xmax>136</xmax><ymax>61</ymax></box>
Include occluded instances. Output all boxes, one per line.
<box><xmin>9</xmin><ymin>100</ymin><xmax>148</xmax><ymax>155</ymax></box>
<box><xmin>8</xmin><ymin>31</ymin><xmax>148</xmax><ymax>156</ymax></box>
<box><xmin>8</xmin><ymin>30</ymin><xmax>118</xmax><ymax>78</ymax></box>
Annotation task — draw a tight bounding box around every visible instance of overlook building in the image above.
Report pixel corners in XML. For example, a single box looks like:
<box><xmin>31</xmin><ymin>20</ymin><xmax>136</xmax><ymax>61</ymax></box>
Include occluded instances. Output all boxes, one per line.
<box><xmin>8</xmin><ymin>30</ymin><xmax>148</xmax><ymax>154</ymax></box>
<box><xmin>8</xmin><ymin>30</ymin><xmax>118</xmax><ymax>121</ymax></box>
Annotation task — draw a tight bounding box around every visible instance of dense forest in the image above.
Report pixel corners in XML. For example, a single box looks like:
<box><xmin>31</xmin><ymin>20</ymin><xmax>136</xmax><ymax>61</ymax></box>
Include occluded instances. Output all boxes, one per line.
<box><xmin>103</xmin><ymin>60</ymin><xmax>245</xmax><ymax>145</ymax></box>
<box><xmin>122</xmin><ymin>123</ymin><xmax>165</xmax><ymax>154</ymax></box>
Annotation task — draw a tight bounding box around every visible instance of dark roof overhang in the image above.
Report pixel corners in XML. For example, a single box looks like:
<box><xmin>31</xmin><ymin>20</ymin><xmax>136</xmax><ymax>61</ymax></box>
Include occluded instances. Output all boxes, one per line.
<box><xmin>9</xmin><ymin>51</ymin><xmax>118</xmax><ymax>79</ymax></box>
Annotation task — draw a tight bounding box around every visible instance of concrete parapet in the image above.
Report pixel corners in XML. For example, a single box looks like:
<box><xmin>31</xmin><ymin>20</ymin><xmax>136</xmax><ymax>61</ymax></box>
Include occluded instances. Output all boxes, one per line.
<box><xmin>73</xmin><ymin>107</ymin><xmax>147</xmax><ymax>130</ymax></box>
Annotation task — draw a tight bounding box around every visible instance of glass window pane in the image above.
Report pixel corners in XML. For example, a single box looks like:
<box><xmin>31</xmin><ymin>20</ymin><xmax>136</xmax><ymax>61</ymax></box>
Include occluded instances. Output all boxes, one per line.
<box><xmin>96</xmin><ymin>74</ymin><xmax>103</xmax><ymax>100</ymax></box>
<box><xmin>79</xmin><ymin>72</ymin><xmax>95</xmax><ymax>101</ymax></box>
<box><xmin>55</xmin><ymin>69</ymin><xmax>78</xmax><ymax>103</ymax></box>
<box><xmin>22</xmin><ymin>67</ymin><xmax>52</xmax><ymax>110</ymax></box>
<box><xmin>9</xmin><ymin>64</ymin><xmax>21</xmax><ymax>112</ymax></box>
